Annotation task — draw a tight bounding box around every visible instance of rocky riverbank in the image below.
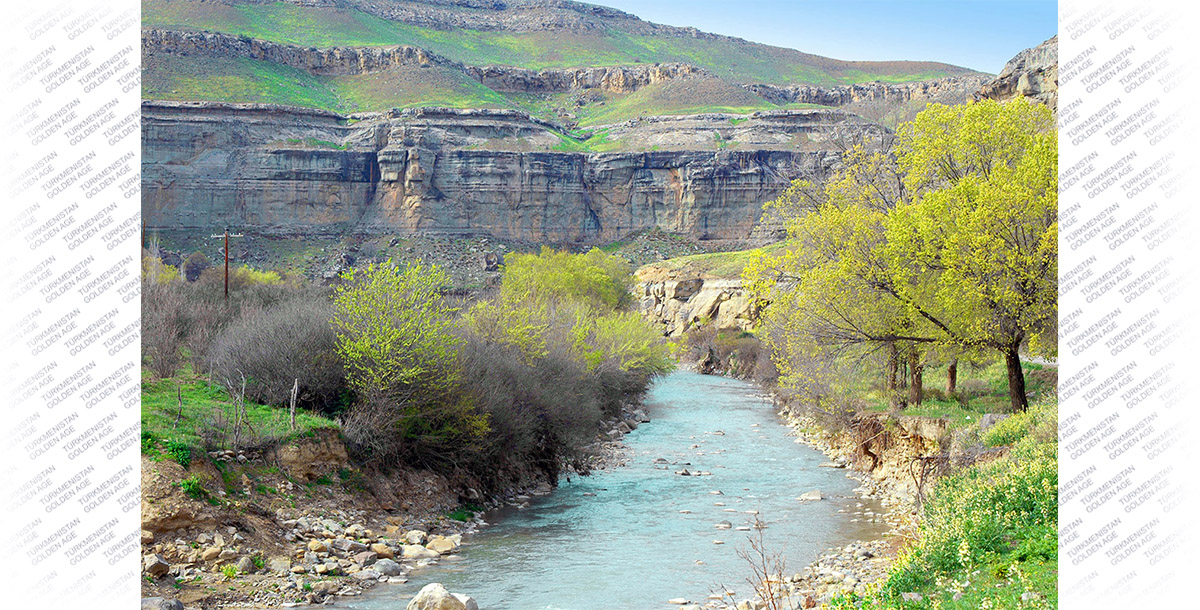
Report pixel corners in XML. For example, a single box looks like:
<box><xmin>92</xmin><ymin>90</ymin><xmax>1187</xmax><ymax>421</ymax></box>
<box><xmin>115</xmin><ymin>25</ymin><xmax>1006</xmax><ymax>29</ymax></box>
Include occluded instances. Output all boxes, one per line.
<box><xmin>140</xmin><ymin>402</ymin><xmax>647</xmax><ymax>610</ymax></box>
<box><xmin>664</xmin><ymin>399</ymin><xmax>927</xmax><ymax>610</ymax></box>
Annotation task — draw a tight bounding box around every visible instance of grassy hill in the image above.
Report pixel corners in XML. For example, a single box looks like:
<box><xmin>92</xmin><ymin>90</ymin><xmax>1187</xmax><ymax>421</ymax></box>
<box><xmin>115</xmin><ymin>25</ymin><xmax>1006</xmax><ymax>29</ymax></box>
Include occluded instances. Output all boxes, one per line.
<box><xmin>144</xmin><ymin>0</ymin><xmax>976</xmax><ymax>85</ymax></box>
<box><xmin>142</xmin><ymin>0</ymin><xmax>987</xmax><ymax>120</ymax></box>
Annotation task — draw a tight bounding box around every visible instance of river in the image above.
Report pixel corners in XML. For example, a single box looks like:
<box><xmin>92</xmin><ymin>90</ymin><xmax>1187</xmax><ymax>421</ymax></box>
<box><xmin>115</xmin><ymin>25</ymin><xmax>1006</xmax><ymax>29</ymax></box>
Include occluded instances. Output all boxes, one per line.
<box><xmin>346</xmin><ymin>371</ymin><xmax>885</xmax><ymax>609</ymax></box>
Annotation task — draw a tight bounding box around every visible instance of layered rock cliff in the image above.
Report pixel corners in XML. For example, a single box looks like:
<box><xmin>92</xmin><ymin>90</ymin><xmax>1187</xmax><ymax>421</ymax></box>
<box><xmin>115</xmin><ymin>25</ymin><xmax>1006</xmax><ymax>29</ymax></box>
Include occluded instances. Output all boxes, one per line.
<box><xmin>743</xmin><ymin>75</ymin><xmax>992</xmax><ymax>108</ymax></box>
<box><xmin>142</xmin><ymin>102</ymin><xmax>882</xmax><ymax>245</ymax></box>
<box><xmin>976</xmin><ymin>35</ymin><xmax>1058</xmax><ymax>111</ymax></box>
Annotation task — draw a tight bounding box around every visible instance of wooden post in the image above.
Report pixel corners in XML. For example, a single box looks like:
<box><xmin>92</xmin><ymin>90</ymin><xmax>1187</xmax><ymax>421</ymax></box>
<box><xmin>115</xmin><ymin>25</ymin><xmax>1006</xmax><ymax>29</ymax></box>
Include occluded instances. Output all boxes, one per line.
<box><xmin>289</xmin><ymin>378</ymin><xmax>298</xmax><ymax>431</ymax></box>
<box><xmin>210</xmin><ymin>228</ymin><xmax>243</xmax><ymax>300</ymax></box>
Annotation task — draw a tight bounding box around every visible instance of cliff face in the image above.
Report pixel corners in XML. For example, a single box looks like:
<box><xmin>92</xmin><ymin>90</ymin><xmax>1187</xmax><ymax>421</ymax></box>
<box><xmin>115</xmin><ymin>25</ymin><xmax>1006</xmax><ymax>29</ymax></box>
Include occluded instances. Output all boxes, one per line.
<box><xmin>976</xmin><ymin>35</ymin><xmax>1058</xmax><ymax>111</ymax></box>
<box><xmin>142</xmin><ymin>102</ymin><xmax>865</xmax><ymax>245</ymax></box>
<box><xmin>744</xmin><ymin>75</ymin><xmax>992</xmax><ymax>107</ymax></box>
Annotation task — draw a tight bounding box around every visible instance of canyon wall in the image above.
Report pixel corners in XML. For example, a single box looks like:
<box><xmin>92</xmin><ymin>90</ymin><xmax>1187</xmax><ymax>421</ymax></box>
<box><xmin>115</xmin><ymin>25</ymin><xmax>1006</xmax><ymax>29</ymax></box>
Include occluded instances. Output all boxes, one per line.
<box><xmin>142</xmin><ymin>102</ymin><xmax>865</xmax><ymax>245</ymax></box>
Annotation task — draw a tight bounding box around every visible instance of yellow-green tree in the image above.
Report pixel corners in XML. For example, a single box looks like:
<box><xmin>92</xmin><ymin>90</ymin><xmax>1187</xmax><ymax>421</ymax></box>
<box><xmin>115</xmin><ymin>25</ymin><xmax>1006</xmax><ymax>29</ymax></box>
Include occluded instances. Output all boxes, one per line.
<box><xmin>747</xmin><ymin>99</ymin><xmax>1056</xmax><ymax>413</ymax></box>
<box><xmin>332</xmin><ymin>260</ymin><xmax>487</xmax><ymax>463</ymax></box>
<box><xmin>887</xmin><ymin>98</ymin><xmax>1057</xmax><ymax>412</ymax></box>
<box><xmin>499</xmin><ymin>246</ymin><xmax>633</xmax><ymax>310</ymax></box>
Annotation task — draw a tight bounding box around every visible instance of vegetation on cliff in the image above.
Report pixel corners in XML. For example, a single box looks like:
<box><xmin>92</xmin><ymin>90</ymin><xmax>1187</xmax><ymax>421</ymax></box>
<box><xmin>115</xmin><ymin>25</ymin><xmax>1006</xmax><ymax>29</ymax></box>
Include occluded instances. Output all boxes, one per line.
<box><xmin>143</xmin><ymin>0</ymin><xmax>972</xmax><ymax>85</ymax></box>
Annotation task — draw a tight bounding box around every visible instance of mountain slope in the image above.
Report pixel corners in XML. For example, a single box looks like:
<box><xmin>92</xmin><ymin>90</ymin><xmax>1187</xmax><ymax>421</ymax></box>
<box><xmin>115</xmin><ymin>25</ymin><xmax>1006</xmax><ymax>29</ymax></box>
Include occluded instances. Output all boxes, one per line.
<box><xmin>143</xmin><ymin>0</ymin><xmax>981</xmax><ymax>86</ymax></box>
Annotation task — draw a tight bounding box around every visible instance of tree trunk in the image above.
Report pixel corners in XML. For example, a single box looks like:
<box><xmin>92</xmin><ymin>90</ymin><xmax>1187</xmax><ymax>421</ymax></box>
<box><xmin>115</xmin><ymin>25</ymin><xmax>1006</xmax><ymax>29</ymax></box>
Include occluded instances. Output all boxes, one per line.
<box><xmin>885</xmin><ymin>342</ymin><xmax>902</xmax><ymax>409</ymax></box>
<box><xmin>1004</xmin><ymin>345</ymin><xmax>1029</xmax><ymax>413</ymax></box>
<box><xmin>908</xmin><ymin>348</ymin><xmax>924</xmax><ymax>407</ymax></box>
<box><xmin>946</xmin><ymin>360</ymin><xmax>957</xmax><ymax>395</ymax></box>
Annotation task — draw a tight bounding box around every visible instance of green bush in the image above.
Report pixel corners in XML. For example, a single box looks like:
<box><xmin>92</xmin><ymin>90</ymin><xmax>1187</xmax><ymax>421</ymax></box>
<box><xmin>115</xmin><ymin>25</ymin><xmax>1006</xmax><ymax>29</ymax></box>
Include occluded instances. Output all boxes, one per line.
<box><xmin>175</xmin><ymin>475</ymin><xmax>208</xmax><ymax>500</ymax></box>
<box><xmin>333</xmin><ymin>261</ymin><xmax>487</xmax><ymax>466</ymax></box>
<box><xmin>164</xmin><ymin>438</ymin><xmax>192</xmax><ymax>468</ymax></box>
<box><xmin>500</xmin><ymin>247</ymin><xmax>633</xmax><ymax>310</ymax></box>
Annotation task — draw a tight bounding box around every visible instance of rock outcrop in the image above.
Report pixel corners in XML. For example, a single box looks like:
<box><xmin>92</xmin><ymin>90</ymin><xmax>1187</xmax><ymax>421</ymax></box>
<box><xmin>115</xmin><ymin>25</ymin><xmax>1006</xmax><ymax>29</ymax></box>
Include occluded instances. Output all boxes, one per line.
<box><xmin>744</xmin><ymin>74</ymin><xmax>992</xmax><ymax>107</ymax></box>
<box><xmin>142</xmin><ymin>102</ymin><xmax>882</xmax><ymax>246</ymax></box>
<box><xmin>976</xmin><ymin>35</ymin><xmax>1058</xmax><ymax>111</ymax></box>
<box><xmin>144</xmin><ymin>29</ymin><xmax>704</xmax><ymax>94</ymax></box>
<box><xmin>142</xmin><ymin>29</ymin><xmax>451</xmax><ymax>76</ymax></box>
<box><xmin>636</xmin><ymin>278</ymin><xmax>758</xmax><ymax>336</ymax></box>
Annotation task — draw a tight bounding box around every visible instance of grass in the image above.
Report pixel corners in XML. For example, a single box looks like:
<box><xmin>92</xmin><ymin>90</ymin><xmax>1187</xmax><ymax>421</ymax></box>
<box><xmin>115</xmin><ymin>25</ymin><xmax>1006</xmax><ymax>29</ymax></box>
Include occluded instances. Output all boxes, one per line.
<box><xmin>638</xmin><ymin>241</ymin><xmax>794</xmax><ymax>279</ymax></box>
<box><xmin>142</xmin><ymin>53</ymin><xmax>512</xmax><ymax>113</ymax></box>
<box><xmin>829</xmin><ymin>399</ymin><xmax>1058</xmax><ymax>610</ymax></box>
<box><xmin>143</xmin><ymin>0</ymin><xmax>977</xmax><ymax>85</ymax></box>
<box><xmin>447</xmin><ymin>503</ymin><xmax>484</xmax><ymax>522</ymax></box>
<box><xmin>141</xmin><ymin>364</ymin><xmax>340</xmax><ymax>457</ymax></box>
<box><xmin>857</xmin><ymin>360</ymin><xmax>1057</xmax><ymax>429</ymax></box>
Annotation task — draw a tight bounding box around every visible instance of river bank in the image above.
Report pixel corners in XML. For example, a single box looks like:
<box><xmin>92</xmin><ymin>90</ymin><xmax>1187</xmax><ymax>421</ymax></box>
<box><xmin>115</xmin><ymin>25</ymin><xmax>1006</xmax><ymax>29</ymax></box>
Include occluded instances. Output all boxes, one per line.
<box><xmin>343</xmin><ymin>372</ymin><xmax>886</xmax><ymax>610</ymax></box>
<box><xmin>140</xmin><ymin>400</ymin><xmax>646</xmax><ymax>610</ymax></box>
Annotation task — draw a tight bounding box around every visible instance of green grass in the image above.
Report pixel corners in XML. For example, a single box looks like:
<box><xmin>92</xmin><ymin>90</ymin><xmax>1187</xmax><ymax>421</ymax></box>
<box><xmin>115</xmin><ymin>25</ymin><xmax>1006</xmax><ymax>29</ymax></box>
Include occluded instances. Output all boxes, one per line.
<box><xmin>830</xmin><ymin>399</ymin><xmax>1058</xmax><ymax>610</ymax></box>
<box><xmin>141</xmin><ymin>365</ymin><xmax>340</xmax><ymax>457</ymax></box>
<box><xmin>143</xmin><ymin>53</ymin><xmax>513</xmax><ymax>113</ymax></box>
<box><xmin>857</xmin><ymin>360</ymin><xmax>1057</xmax><ymax>429</ymax></box>
<box><xmin>144</xmin><ymin>0</ymin><xmax>976</xmax><ymax>84</ymax></box>
<box><xmin>638</xmin><ymin>242</ymin><xmax>794</xmax><ymax>279</ymax></box>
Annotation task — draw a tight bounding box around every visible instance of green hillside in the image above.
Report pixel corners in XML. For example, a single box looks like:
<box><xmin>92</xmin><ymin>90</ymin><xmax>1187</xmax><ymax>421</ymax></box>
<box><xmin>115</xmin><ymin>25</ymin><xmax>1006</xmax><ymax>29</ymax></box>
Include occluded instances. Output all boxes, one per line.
<box><xmin>143</xmin><ymin>0</ymin><xmax>976</xmax><ymax>86</ymax></box>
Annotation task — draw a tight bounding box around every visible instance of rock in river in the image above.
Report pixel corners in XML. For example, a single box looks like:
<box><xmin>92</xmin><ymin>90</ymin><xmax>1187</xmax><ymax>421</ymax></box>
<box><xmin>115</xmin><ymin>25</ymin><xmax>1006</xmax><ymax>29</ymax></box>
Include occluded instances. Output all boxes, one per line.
<box><xmin>407</xmin><ymin>583</ymin><xmax>469</xmax><ymax>610</ymax></box>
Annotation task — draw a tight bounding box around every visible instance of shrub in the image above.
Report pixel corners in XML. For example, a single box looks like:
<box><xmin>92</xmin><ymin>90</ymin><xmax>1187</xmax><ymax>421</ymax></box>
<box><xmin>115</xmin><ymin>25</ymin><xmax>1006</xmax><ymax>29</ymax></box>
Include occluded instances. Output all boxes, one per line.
<box><xmin>333</xmin><ymin>261</ymin><xmax>487</xmax><ymax>466</ymax></box>
<box><xmin>175</xmin><ymin>475</ymin><xmax>208</xmax><ymax>500</ymax></box>
<box><xmin>500</xmin><ymin>247</ymin><xmax>633</xmax><ymax>310</ymax></box>
<box><xmin>141</xmin><ymin>281</ymin><xmax>188</xmax><ymax>377</ymax></box>
<box><xmin>208</xmin><ymin>296</ymin><xmax>345</xmax><ymax>411</ymax></box>
<box><xmin>456</xmin><ymin>333</ymin><xmax>604</xmax><ymax>486</ymax></box>
<box><xmin>332</xmin><ymin>260</ymin><xmax>461</xmax><ymax>402</ymax></box>
<box><xmin>164</xmin><ymin>438</ymin><xmax>192</xmax><ymax>468</ymax></box>
<box><xmin>183</xmin><ymin>252</ymin><xmax>211</xmax><ymax>282</ymax></box>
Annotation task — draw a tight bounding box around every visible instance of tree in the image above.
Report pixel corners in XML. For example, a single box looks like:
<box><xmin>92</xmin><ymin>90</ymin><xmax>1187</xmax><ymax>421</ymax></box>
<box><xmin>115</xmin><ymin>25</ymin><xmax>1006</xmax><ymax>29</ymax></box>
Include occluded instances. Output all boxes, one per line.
<box><xmin>886</xmin><ymin>99</ymin><xmax>1057</xmax><ymax>412</ymax></box>
<box><xmin>747</xmin><ymin>99</ymin><xmax>1056</xmax><ymax>412</ymax></box>
<box><xmin>500</xmin><ymin>246</ymin><xmax>633</xmax><ymax>310</ymax></box>
<box><xmin>331</xmin><ymin>260</ymin><xmax>487</xmax><ymax>464</ymax></box>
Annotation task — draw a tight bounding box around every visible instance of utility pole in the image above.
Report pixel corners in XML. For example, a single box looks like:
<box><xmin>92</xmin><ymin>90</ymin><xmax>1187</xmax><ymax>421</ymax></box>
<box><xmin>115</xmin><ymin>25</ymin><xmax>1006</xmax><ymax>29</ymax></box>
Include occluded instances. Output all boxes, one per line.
<box><xmin>210</xmin><ymin>228</ymin><xmax>243</xmax><ymax>299</ymax></box>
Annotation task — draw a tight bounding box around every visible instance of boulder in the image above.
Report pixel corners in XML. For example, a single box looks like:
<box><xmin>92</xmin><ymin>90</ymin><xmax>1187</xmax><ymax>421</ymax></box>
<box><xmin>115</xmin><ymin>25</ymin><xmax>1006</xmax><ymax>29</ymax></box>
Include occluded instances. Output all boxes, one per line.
<box><xmin>268</xmin><ymin>556</ymin><xmax>291</xmax><ymax>573</ymax></box>
<box><xmin>402</xmin><ymin>544</ymin><xmax>441</xmax><ymax>560</ymax></box>
<box><xmin>200</xmin><ymin>546</ymin><xmax>221</xmax><ymax>561</ymax></box>
<box><xmin>370</xmin><ymin>543</ymin><xmax>395</xmax><ymax>559</ymax></box>
<box><xmin>426</xmin><ymin>536</ymin><xmax>458</xmax><ymax>555</ymax></box>
<box><xmin>407</xmin><ymin>583</ymin><xmax>468</xmax><ymax>610</ymax></box>
<box><xmin>798</xmin><ymin>490</ymin><xmax>823</xmax><ymax>501</ymax></box>
<box><xmin>307</xmin><ymin>540</ymin><xmax>329</xmax><ymax>553</ymax></box>
<box><xmin>404</xmin><ymin>530</ymin><xmax>428</xmax><ymax>545</ymax></box>
<box><xmin>352</xmin><ymin>568</ymin><xmax>382</xmax><ymax>581</ymax></box>
<box><xmin>353</xmin><ymin>550</ymin><xmax>378</xmax><ymax>566</ymax></box>
<box><xmin>452</xmin><ymin>593</ymin><xmax>480</xmax><ymax>610</ymax></box>
<box><xmin>143</xmin><ymin>554</ymin><xmax>170</xmax><ymax>578</ymax></box>
<box><xmin>373</xmin><ymin>558</ymin><xmax>404</xmax><ymax>576</ymax></box>
<box><xmin>234</xmin><ymin>555</ymin><xmax>256</xmax><ymax>574</ymax></box>
<box><xmin>141</xmin><ymin>598</ymin><xmax>184</xmax><ymax>610</ymax></box>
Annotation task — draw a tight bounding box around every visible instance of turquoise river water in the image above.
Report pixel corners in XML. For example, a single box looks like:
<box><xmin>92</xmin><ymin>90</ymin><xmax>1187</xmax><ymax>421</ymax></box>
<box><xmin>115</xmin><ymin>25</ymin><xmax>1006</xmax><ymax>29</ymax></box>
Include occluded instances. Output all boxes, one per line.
<box><xmin>346</xmin><ymin>371</ymin><xmax>884</xmax><ymax>610</ymax></box>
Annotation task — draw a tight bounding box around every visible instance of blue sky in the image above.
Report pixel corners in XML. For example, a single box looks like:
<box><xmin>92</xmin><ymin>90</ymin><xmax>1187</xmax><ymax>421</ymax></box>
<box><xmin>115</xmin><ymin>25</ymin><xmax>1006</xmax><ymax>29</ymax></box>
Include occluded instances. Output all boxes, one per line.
<box><xmin>599</xmin><ymin>0</ymin><xmax>1057</xmax><ymax>74</ymax></box>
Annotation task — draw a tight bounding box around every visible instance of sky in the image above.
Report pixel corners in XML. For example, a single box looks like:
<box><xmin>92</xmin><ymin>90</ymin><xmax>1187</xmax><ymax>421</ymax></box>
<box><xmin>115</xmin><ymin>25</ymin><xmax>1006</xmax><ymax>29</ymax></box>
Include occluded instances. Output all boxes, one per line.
<box><xmin>598</xmin><ymin>0</ymin><xmax>1058</xmax><ymax>74</ymax></box>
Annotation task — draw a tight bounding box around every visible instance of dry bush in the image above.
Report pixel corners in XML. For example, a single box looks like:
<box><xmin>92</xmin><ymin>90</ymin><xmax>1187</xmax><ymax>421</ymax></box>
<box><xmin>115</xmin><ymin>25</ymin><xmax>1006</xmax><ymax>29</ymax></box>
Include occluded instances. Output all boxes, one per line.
<box><xmin>142</xmin><ymin>282</ymin><xmax>188</xmax><ymax>377</ymax></box>
<box><xmin>455</xmin><ymin>333</ymin><xmax>605</xmax><ymax>487</ymax></box>
<box><xmin>208</xmin><ymin>297</ymin><xmax>345</xmax><ymax>411</ymax></box>
<box><xmin>183</xmin><ymin>252</ymin><xmax>211</xmax><ymax>282</ymax></box>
